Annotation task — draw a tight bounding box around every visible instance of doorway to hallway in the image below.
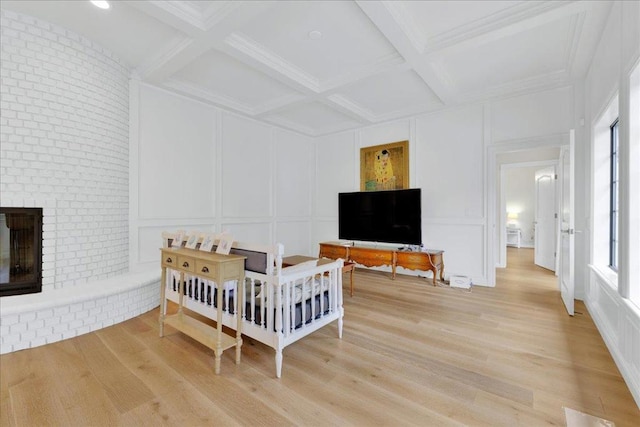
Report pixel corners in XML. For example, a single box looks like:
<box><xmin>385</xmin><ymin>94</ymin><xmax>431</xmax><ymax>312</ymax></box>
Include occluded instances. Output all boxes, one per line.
<box><xmin>504</xmin><ymin>246</ymin><xmax>556</xmax><ymax>289</ymax></box>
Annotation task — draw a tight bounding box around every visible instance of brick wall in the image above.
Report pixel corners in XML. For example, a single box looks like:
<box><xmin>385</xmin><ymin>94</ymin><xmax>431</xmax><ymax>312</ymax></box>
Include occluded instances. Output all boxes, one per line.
<box><xmin>0</xmin><ymin>10</ymin><xmax>153</xmax><ymax>355</ymax></box>
<box><xmin>0</xmin><ymin>270</ymin><xmax>160</xmax><ymax>354</ymax></box>
<box><xmin>0</xmin><ymin>9</ymin><xmax>130</xmax><ymax>288</ymax></box>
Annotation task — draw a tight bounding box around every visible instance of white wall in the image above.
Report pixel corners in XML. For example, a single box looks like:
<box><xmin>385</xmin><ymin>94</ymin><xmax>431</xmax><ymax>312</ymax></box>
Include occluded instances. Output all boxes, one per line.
<box><xmin>130</xmin><ymin>83</ymin><xmax>315</xmax><ymax>269</ymax></box>
<box><xmin>583</xmin><ymin>0</ymin><xmax>640</xmax><ymax>409</ymax></box>
<box><xmin>314</xmin><ymin>88</ymin><xmax>573</xmax><ymax>285</ymax></box>
<box><xmin>504</xmin><ymin>166</ymin><xmax>537</xmax><ymax>247</ymax></box>
<box><xmin>0</xmin><ymin>10</ymin><xmax>130</xmax><ymax>290</ymax></box>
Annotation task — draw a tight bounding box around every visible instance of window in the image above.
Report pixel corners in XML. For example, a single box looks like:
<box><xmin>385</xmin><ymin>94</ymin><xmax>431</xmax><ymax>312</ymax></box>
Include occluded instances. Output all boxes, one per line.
<box><xmin>609</xmin><ymin>119</ymin><xmax>619</xmax><ymax>271</ymax></box>
<box><xmin>591</xmin><ymin>94</ymin><xmax>618</xmax><ymax>288</ymax></box>
<box><xmin>629</xmin><ymin>61</ymin><xmax>640</xmax><ymax>306</ymax></box>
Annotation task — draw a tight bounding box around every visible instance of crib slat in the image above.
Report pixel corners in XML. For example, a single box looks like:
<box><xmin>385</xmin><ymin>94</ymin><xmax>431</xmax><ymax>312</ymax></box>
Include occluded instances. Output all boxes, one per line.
<box><xmin>269</xmin><ymin>284</ymin><xmax>276</xmax><ymax>333</ymax></box>
<box><xmin>284</xmin><ymin>282</ymin><xmax>291</xmax><ymax>337</ymax></box>
<box><xmin>300</xmin><ymin>278</ymin><xmax>306</xmax><ymax>329</ymax></box>
<box><xmin>319</xmin><ymin>274</ymin><xmax>325</xmax><ymax>318</ymax></box>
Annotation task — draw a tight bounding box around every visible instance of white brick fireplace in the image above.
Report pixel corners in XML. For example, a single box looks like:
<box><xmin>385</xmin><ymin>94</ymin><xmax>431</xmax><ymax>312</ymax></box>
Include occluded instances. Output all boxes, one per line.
<box><xmin>0</xmin><ymin>10</ymin><xmax>159</xmax><ymax>354</ymax></box>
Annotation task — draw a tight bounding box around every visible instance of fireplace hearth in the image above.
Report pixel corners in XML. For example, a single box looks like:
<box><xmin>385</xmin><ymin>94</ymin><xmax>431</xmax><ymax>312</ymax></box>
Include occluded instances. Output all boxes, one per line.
<box><xmin>0</xmin><ymin>207</ymin><xmax>43</xmax><ymax>297</ymax></box>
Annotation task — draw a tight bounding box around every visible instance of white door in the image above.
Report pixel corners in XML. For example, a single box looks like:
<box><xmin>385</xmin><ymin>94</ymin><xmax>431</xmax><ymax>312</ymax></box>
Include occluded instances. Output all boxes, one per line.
<box><xmin>534</xmin><ymin>166</ymin><xmax>557</xmax><ymax>271</ymax></box>
<box><xmin>559</xmin><ymin>130</ymin><xmax>575</xmax><ymax>316</ymax></box>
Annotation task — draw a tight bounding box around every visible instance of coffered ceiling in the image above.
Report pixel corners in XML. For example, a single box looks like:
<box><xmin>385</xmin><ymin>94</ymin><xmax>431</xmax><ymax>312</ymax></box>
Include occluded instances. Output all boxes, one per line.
<box><xmin>1</xmin><ymin>1</ymin><xmax>613</xmax><ymax>136</ymax></box>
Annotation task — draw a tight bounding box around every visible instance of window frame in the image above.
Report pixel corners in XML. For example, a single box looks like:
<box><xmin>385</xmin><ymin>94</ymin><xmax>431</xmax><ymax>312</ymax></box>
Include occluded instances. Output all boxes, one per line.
<box><xmin>609</xmin><ymin>119</ymin><xmax>619</xmax><ymax>271</ymax></box>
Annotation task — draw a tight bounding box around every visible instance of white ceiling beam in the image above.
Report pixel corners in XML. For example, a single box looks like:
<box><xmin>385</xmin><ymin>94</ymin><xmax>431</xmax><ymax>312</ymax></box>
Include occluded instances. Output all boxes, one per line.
<box><xmin>426</xmin><ymin>1</ymin><xmax>594</xmax><ymax>59</ymax></box>
<box><xmin>355</xmin><ymin>0</ymin><xmax>458</xmax><ymax>106</ymax></box>
<box><xmin>131</xmin><ymin>1</ymin><xmax>277</xmax><ymax>84</ymax></box>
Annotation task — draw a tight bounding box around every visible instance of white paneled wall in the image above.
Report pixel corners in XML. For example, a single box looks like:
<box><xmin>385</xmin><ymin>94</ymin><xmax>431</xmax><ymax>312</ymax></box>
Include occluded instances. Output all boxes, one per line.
<box><xmin>314</xmin><ymin>132</ymin><xmax>357</xmax><ymax>218</ymax></box>
<box><xmin>583</xmin><ymin>0</ymin><xmax>640</xmax><ymax>408</ymax></box>
<box><xmin>314</xmin><ymin>93</ymin><xmax>573</xmax><ymax>286</ymax></box>
<box><xmin>130</xmin><ymin>85</ymin><xmax>317</xmax><ymax>269</ymax></box>
<box><xmin>137</xmin><ymin>85</ymin><xmax>216</xmax><ymax>220</ymax></box>
<box><xmin>221</xmin><ymin>113</ymin><xmax>273</xmax><ymax>219</ymax></box>
<box><xmin>277</xmin><ymin>220</ymin><xmax>312</xmax><ymax>257</ymax></box>
<box><xmin>491</xmin><ymin>86</ymin><xmax>573</xmax><ymax>142</ymax></box>
<box><xmin>416</xmin><ymin>105</ymin><xmax>484</xmax><ymax>219</ymax></box>
<box><xmin>313</xmin><ymin>105</ymin><xmax>488</xmax><ymax>283</ymax></box>
<box><xmin>275</xmin><ymin>129</ymin><xmax>313</xmax><ymax>218</ymax></box>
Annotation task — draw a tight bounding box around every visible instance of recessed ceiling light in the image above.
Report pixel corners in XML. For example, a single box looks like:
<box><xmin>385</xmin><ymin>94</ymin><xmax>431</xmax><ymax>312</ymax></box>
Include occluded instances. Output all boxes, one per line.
<box><xmin>90</xmin><ymin>1</ymin><xmax>110</xmax><ymax>10</ymax></box>
<box><xmin>308</xmin><ymin>30</ymin><xmax>322</xmax><ymax>40</ymax></box>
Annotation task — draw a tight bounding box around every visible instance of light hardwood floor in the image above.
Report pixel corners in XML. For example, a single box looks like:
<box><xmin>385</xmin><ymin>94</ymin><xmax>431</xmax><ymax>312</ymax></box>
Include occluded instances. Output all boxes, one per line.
<box><xmin>1</xmin><ymin>248</ymin><xmax>639</xmax><ymax>426</ymax></box>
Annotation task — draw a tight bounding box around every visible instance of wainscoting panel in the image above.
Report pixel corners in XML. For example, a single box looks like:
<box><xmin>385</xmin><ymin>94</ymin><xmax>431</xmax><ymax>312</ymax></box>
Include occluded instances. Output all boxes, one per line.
<box><xmin>415</xmin><ymin>105</ymin><xmax>484</xmax><ymax>219</ymax></box>
<box><xmin>138</xmin><ymin>84</ymin><xmax>216</xmax><ymax>220</ymax></box>
<box><xmin>220</xmin><ymin>221</ymin><xmax>272</xmax><ymax>245</ymax></box>
<box><xmin>422</xmin><ymin>221</ymin><xmax>486</xmax><ymax>285</ymax></box>
<box><xmin>221</xmin><ymin>114</ymin><xmax>273</xmax><ymax>219</ymax></box>
<box><xmin>586</xmin><ymin>269</ymin><xmax>640</xmax><ymax>408</ymax></box>
<box><xmin>314</xmin><ymin>133</ymin><xmax>356</xmax><ymax>218</ymax></box>
<box><xmin>275</xmin><ymin>130</ymin><xmax>313</xmax><ymax>218</ymax></box>
<box><xmin>311</xmin><ymin>219</ymin><xmax>339</xmax><ymax>249</ymax></box>
<box><xmin>276</xmin><ymin>220</ymin><xmax>312</xmax><ymax>256</ymax></box>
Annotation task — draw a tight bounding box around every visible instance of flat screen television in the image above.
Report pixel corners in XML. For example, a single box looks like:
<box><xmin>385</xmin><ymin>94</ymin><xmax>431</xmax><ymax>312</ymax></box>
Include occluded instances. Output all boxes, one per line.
<box><xmin>338</xmin><ymin>189</ymin><xmax>422</xmax><ymax>246</ymax></box>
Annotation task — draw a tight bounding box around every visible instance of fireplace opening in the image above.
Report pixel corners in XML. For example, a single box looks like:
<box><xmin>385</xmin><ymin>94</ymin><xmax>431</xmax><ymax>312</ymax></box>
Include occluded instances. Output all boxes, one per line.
<box><xmin>0</xmin><ymin>207</ymin><xmax>43</xmax><ymax>297</ymax></box>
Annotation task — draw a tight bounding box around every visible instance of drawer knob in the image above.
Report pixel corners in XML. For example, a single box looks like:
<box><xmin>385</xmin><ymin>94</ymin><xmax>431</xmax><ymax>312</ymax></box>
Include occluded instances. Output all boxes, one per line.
<box><xmin>201</xmin><ymin>266</ymin><xmax>209</xmax><ymax>273</ymax></box>
<box><xmin>182</xmin><ymin>261</ymin><xmax>189</xmax><ymax>268</ymax></box>
<box><xmin>166</xmin><ymin>257</ymin><xmax>172</xmax><ymax>263</ymax></box>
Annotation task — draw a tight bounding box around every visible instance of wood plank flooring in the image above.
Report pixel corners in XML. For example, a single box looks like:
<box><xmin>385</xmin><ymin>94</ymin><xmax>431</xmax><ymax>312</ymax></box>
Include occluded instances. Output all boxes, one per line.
<box><xmin>2</xmin><ymin>247</ymin><xmax>639</xmax><ymax>426</ymax></box>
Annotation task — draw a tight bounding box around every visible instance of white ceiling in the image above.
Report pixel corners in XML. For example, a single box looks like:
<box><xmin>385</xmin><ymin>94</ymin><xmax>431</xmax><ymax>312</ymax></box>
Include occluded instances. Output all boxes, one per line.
<box><xmin>1</xmin><ymin>0</ymin><xmax>612</xmax><ymax>137</ymax></box>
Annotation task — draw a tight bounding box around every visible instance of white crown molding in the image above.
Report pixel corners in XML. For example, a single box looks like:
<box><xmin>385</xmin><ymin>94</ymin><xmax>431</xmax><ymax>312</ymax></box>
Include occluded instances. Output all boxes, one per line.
<box><xmin>200</xmin><ymin>1</ymin><xmax>243</xmax><ymax>31</ymax></box>
<box><xmin>372</xmin><ymin>101</ymin><xmax>444</xmax><ymax>123</ymax></box>
<box><xmin>146</xmin><ymin>0</ymin><xmax>240</xmax><ymax>32</ymax></box>
<box><xmin>385</xmin><ymin>0</ymin><xmax>577</xmax><ymax>55</ymax></box>
<box><xmin>424</xmin><ymin>5</ymin><xmax>582</xmax><ymax>105</ymax></box>
<box><xmin>162</xmin><ymin>78</ymin><xmax>309</xmax><ymax>119</ymax></box>
<box><xmin>312</xmin><ymin>120</ymin><xmax>368</xmax><ymax>138</ymax></box>
<box><xmin>326</xmin><ymin>94</ymin><xmax>376</xmax><ymax>123</ymax></box>
<box><xmin>262</xmin><ymin>115</ymin><xmax>319</xmax><ymax>137</ymax></box>
<box><xmin>379</xmin><ymin>1</ymin><xmax>424</xmax><ymax>54</ymax></box>
<box><xmin>460</xmin><ymin>70</ymin><xmax>570</xmax><ymax>105</ymax></box>
<box><xmin>224</xmin><ymin>32</ymin><xmax>405</xmax><ymax>97</ymax></box>
<box><xmin>150</xmin><ymin>0</ymin><xmax>206</xmax><ymax>30</ymax></box>
<box><xmin>252</xmin><ymin>93</ymin><xmax>308</xmax><ymax>116</ymax></box>
<box><xmin>427</xmin><ymin>1</ymin><xmax>569</xmax><ymax>53</ymax></box>
<box><xmin>135</xmin><ymin>35</ymin><xmax>194</xmax><ymax>80</ymax></box>
<box><xmin>162</xmin><ymin>78</ymin><xmax>255</xmax><ymax>115</ymax></box>
<box><xmin>263</xmin><ymin>110</ymin><xmax>364</xmax><ymax>138</ymax></box>
<box><xmin>328</xmin><ymin>93</ymin><xmax>442</xmax><ymax>125</ymax></box>
<box><xmin>224</xmin><ymin>32</ymin><xmax>321</xmax><ymax>93</ymax></box>
<box><xmin>564</xmin><ymin>12</ymin><xmax>586</xmax><ymax>76</ymax></box>
<box><xmin>491</xmin><ymin>132</ymin><xmax>569</xmax><ymax>147</ymax></box>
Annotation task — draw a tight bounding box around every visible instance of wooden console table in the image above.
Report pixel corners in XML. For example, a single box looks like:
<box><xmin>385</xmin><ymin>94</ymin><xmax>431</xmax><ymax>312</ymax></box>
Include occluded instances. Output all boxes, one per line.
<box><xmin>159</xmin><ymin>247</ymin><xmax>246</xmax><ymax>374</ymax></box>
<box><xmin>319</xmin><ymin>242</ymin><xmax>444</xmax><ymax>286</ymax></box>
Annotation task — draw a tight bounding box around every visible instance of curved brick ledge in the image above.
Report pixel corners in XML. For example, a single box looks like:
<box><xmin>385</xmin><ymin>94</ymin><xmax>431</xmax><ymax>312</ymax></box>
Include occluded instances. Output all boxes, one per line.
<box><xmin>0</xmin><ymin>270</ymin><xmax>160</xmax><ymax>354</ymax></box>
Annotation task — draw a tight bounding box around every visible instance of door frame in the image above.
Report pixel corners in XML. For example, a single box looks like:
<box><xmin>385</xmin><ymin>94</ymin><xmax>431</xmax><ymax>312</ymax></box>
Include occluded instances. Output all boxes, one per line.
<box><xmin>486</xmin><ymin>133</ymin><xmax>569</xmax><ymax>285</ymax></box>
<box><xmin>499</xmin><ymin>160</ymin><xmax>558</xmax><ymax>268</ymax></box>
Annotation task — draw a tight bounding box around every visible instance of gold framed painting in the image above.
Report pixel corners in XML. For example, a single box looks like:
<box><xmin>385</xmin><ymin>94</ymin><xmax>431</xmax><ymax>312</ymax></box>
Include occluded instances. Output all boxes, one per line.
<box><xmin>360</xmin><ymin>140</ymin><xmax>409</xmax><ymax>191</ymax></box>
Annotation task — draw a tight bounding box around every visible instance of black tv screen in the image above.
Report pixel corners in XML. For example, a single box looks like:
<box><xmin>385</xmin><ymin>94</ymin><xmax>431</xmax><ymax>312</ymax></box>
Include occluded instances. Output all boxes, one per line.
<box><xmin>338</xmin><ymin>189</ymin><xmax>422</xmax><ymax>245</ymax></box>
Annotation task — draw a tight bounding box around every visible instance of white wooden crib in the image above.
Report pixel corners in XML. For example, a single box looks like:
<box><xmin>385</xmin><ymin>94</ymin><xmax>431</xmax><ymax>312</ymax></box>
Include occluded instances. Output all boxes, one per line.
<box><xmin>160</xmin><ymin>234</ymin><xmax>344</xmax><ymax>378</ymax></box>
